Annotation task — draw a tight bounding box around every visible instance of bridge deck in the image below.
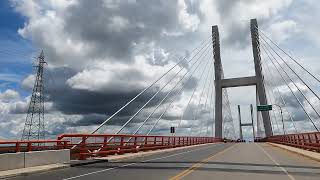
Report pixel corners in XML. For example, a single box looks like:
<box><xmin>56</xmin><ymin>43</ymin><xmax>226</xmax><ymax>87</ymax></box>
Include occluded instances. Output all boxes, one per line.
<box><xmin>8</xmin><ymin>143</ymin><xmax>320</xmax><ymax>180</ymax></box>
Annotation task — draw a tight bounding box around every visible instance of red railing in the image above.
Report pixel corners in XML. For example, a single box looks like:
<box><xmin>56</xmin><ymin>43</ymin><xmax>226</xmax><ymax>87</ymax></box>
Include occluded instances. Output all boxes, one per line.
<box><xmin>0</xmin><ymin>140</ymin><xmax>69</xmax><ymax>153</ymax></box>
<box><xmin>264</xmin><ymin>132</ymin><xmax>320</xmax><ymax>152</ymax></box>
<box><xmin>57</xmin><ymin>134</ymin><xmax>221</xmax><ymax>159</ymax></box>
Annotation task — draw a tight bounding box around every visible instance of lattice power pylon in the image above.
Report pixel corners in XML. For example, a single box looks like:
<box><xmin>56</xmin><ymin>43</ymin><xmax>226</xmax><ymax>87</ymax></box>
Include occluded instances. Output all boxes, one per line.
<box><xmin>21</xmin><ymin>51</ymin><xmax>46</xmax><ymax>141</ymax></box>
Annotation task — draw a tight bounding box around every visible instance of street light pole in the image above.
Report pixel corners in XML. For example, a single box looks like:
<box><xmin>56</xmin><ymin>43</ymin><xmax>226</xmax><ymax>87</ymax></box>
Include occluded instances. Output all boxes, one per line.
<box><xmin>273</xmin><ymin>104</ymin><xmax>285</xmax><ymax>135</ymax></box>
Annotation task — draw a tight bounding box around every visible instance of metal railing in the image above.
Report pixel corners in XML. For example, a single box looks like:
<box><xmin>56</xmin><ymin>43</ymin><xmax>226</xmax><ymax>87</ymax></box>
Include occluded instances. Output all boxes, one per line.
<box><xmin>57</xmin><ymin>134</ymin><xmax>221</xmax><ymax>159</ymax></box>
<box><xmin>263</xmin><ymin>132</ymin><xmax>320</xmax><ymax>152</ymax></box>
<box><xmin>0</xmin><ymin>140</ymin><xmax>69</xmax><ymax>153</ymax></box>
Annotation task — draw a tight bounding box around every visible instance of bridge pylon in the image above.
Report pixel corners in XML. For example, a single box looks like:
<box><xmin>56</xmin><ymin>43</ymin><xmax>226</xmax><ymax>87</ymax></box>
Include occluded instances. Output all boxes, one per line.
<box><xmin>213</xmin><ymin>19</ymin><xmax>273</xmax><ymax>138</ymax></box>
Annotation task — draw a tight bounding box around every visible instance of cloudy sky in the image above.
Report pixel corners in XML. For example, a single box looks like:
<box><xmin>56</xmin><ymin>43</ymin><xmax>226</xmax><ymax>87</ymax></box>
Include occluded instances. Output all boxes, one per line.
<box><xmin>1</xmin><ymin>0</ymin><xmax>320</xmax><ymax>140</ymax></box>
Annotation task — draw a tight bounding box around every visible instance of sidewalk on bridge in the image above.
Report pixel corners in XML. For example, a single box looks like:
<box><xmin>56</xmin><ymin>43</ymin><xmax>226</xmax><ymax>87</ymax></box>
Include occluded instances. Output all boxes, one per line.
<box><xmin>268</xmin><ymin>142</ymin><xmax>320</xmax><ymax>162</ymax></box>
<box><xmin>0</xmin><ymin>163</ymin><xmax>69</xmax><ymax>179</ymax></box>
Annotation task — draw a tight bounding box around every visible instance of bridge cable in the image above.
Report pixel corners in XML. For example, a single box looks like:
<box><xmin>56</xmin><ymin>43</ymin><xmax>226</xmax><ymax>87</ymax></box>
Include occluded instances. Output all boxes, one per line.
<box><xmin>96</xmin><ymin>45</ymin><xmax>214</xmax><ymax>150</ymax></box>
<box><xmin>261</xmin><ymin>59</ymin><xmax>298</xmax><ymax>133</ymax></box>
<box><xmin>255</xmin><ymin>26</ymin><xmax>320</xmax><ymax>84</ymax></box>
<box><xmin>129</xmin><ymin>44</ymin><xmax>213</xmax><ymax>137</ymax></box>
<box><xmin>146</xmin><ymin>49</ymin><xmax>214</xmax><ymax>136</ymax></box>
<box><xmin>191</xmin><ymin>58</ymin><xmax>215</xmax><ymax>136</ymax></box>
<box><xmin>122</xmin><ymin>49</ymin><xmax>213</xmax><ymax>145</ymax></box>
<box><xmin>204</xmin><ymin>66</ymin><xmax>215</xmax><ymax>136</ymax></box>
<box><xmin>89</xmin><ymin>35</ymin><xmax>214</xmax><ymax>136</ymax></box>
<box><xmin>189</xmin><ymin>55</ymin><xmax>215</xmax><ymax>136</ymax></box>
<box><xmin>174</xmin><ymin>51</ymin><xmax>216</xmax><ymax>132</ymax></box>
<box><xmin>254</xmin><ymin>30</ymin><xmax>298</xmax><ymax>133</ymax></box>
<box><xmin>208</xmin><ymin>65</ymin><xmax>216</xmax><ymax>137</ymax></box>
<box><xmin>113</xmin><ymin>42</ymin><xmax>214</xmax><ymax>135</ymax></box>
<box><xmin>260</xmin><ymin>43</ymin><xmax>319</xmax><ymax>132</ymax></box>
<box><xmin>259</xmin><ymin>38</ymin><xmax>320</xmax><ymax>126</ymax></box>
<box><xmin>259</xmin><ymin>35</ymin><xmax>320</xmax><ymax>106</ymax></box>
<box><xmin>262</xmin><ymin>72</ymin><xmax>283</xmax><ymax>134</ymax></box>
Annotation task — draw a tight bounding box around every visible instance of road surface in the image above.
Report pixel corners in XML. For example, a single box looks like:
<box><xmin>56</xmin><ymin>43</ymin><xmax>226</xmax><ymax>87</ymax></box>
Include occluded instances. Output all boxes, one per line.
<box><xmin>7</xmin><ymin>143</ymin><xmax>320</xmax><ymax>180</ymax></box>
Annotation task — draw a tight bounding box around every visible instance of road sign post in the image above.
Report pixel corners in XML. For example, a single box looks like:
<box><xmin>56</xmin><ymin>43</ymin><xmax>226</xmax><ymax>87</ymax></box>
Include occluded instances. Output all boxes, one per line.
<box><xmin>170</xmin><ymin>127</ymin><xmax>175</xmax><ymax>134</ymax></box>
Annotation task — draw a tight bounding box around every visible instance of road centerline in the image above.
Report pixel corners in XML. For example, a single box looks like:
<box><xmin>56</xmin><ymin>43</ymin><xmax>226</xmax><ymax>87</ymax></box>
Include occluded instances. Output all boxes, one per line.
<box><xmin>169</xmin><ymin>143</ymin><xmax>237</xmax><ymax>180</ymax></box>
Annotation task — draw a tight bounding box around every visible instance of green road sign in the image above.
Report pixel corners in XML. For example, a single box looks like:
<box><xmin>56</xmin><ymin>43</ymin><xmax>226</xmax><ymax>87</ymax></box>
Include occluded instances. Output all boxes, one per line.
<box><xmin>257</xmin><ymin>105</ymin><xmax>272</xmax><ymax>111</ymax></box>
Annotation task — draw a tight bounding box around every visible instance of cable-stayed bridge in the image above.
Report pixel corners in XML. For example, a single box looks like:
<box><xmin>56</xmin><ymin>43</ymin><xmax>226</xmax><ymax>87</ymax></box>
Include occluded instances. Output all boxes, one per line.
<box><xmin>0</xmin><ymin>19</ymin><xmax>320</xmax><ymax>180</ymax></box>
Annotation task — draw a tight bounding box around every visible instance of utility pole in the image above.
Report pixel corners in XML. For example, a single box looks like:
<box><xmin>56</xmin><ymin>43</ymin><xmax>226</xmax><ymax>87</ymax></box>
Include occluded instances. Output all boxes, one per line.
<box><xmin>21</xmin><ymin>51</ymin><xmax>47</xmax><ymax>141</ymax></box>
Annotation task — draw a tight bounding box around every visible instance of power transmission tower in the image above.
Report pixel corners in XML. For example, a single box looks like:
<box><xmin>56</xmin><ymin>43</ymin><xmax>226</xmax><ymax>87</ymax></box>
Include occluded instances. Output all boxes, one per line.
<box><xmin>21</xmin><ymin>51</ymin><xmax>46</xmax><ymax>141</ymax></box>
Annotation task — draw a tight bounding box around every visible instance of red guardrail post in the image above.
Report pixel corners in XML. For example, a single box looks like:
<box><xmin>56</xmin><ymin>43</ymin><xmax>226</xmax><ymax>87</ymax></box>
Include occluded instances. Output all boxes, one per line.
<box><xmin>161</xmin><ymin>137</ymin><xmax>164</xmax><ymax>146</ymax></box>
<box><xmin>134</xmin><ymin>137</ymin><xmax>137</xmax><ymax>146</ymax></box>
<box><xmin>316</xmin><ymin>134</ymin><xmax>320</xmax><ymax>152</ymax></box>
<box><xmin>298</xmin><ymin>134</ymin><xmax>302</xmax><ymax>146</ymax></box>
<box><xmin>120</xmin><ymin>136</ymin><xmax>124</xmax><ymax>147</ymax></box>
<box><xmin>27</xmin><ymin>142</ymin><xmax>32</xmax><ymax>152</ymax></box>
<box><xmin>81</xmin><ymin>136</ymin><xmax>86</xmax><ymax>149</ymax></box>
<box><xmin>302</xmin><ymin>134</ymin><xmax>306</xmax><ymax>147</ymax></box>
<box><xmin>145</xmin><ymin>136</ymin><xmax>148</xmax><ymax>146</ymax></box>
<box><xmin>103</xmin><ymin>136</ymin><xmax>108</xmax><ymax>149</ymax></box>
<box><xmin>15</xmin><ymin>142</ymin><xmax>20</xmax><ymax>152</ymax></box>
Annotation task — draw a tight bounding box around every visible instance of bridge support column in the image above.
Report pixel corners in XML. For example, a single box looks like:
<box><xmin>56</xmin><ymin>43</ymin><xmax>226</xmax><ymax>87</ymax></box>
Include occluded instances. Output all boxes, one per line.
<box><xmin>250</xmin><ymin>19</ymin><xmax>273</xmax><ymax>137</ymax></box>
<box><xmin>212</xmin><ymin>25</ymin><xmax>223</xmax><ymax>138</ymax></box>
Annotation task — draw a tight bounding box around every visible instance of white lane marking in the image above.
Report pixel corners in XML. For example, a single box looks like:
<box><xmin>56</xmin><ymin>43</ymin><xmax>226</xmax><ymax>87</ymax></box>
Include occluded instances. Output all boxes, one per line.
<box><xmin>63</xmin><ymin>143</ymin><xmax>225</xmax><ymax>180</ymax></box>
<box><xmin>256</xmin><ymin>143</ymin><xmax>296</xmax><ymax>180</ymax></box>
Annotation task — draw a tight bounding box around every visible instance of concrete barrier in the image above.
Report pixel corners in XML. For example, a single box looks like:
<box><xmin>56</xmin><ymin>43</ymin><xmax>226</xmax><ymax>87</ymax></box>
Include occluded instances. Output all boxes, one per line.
<box><xmin>0</xmin><ymin>149</ymin><xmax>70</xmax><ymax>171</ymax></box>
<box><xmin>0</xmin><ymin>152</ymin><xmax>24</xmax><ymax>171</ymax></box>
<box><xmin>25</xmin><ymin>149</ymin><xmax>70</xmax><ymax>167</ymax></box>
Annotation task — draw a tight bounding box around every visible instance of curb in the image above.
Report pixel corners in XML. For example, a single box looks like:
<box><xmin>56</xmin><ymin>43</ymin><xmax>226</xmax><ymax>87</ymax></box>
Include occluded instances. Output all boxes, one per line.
<box><xmin>70</xmin><ymin>159</ymin><xmax>109</xmax><ymax>167</ymax></box>
<box><xmin>0</xmin><ymin>164</ymin><xmax>69</xmax><ymax>179</ymax></box>
<box><xmin>267</xmin><ymin>142</ymin><xmax>320</xmax><ymax>162</ymax></box>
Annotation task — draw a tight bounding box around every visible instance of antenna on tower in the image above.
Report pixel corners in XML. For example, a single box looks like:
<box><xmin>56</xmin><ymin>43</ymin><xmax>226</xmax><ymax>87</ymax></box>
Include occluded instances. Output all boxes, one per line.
<box><xmin>21</xmin><ymin>50</ymin><xmax>47</xmax><ymax>141</ymax></box>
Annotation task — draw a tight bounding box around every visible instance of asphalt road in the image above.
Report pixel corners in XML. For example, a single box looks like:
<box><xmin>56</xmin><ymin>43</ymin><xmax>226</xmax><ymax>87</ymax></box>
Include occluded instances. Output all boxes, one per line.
<box><xmin>7</xmin><ymin>143</ymin><xmax>320</xmax><ymax>180</ymax></box>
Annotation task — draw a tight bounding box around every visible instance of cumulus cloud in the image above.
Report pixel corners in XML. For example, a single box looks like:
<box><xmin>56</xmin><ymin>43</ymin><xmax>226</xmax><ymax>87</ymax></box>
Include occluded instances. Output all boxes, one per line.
<box><xmin>4</xmin><ymin>0</ymin><xmax>320</xmax><ymax>140</ymax></box>
<box><xmin>0</xmin><ymin>89</ymin><xmax>20</xmax><ymax>102</ymax></box>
